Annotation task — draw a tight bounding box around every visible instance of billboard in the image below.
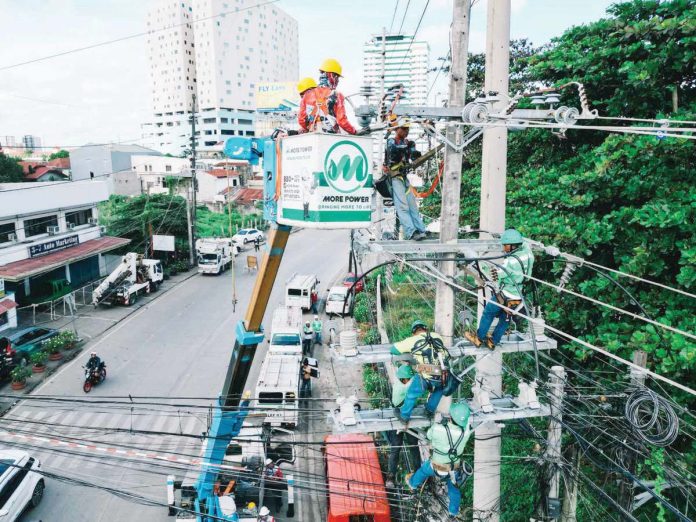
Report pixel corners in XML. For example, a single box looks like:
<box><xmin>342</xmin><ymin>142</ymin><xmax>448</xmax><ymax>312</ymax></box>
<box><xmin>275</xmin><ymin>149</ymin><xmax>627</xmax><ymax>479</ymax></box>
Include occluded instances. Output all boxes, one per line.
<box><xmin>255</xmin><ymin>82</ymin><xmax>300</xmax><ymax>113</ymax></box>
<box><xmin>153</xmin><ymin>234</ymin><xmax>175</xmax><ymax>252</ymax></box>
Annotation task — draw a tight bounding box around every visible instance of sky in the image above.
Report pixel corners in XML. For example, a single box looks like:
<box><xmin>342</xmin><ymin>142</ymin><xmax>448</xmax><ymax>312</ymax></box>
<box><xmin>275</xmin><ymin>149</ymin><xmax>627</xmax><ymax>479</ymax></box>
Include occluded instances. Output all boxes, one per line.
<box><xmin>0</xmin><ymin>0</ymin><xmax>618</xmax><ymax>149</ymax></box>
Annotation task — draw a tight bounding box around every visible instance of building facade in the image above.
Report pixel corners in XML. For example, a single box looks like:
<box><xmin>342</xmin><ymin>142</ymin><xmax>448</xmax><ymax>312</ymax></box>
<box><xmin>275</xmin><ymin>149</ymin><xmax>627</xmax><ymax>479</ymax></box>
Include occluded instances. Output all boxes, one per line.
<box><xmin>0</xmin><ymin>181</ymin><xmax>129</xmax><ymax>305</ymax></box>
<box><xmin>363</xmin><ymin>34</ymin><xmax>429</xmax><ymax>106</ymax></box>
<box><xmin>142</xmin><ymin>0</ymin><xmax>299</xmax><ymax>156</ymax></box>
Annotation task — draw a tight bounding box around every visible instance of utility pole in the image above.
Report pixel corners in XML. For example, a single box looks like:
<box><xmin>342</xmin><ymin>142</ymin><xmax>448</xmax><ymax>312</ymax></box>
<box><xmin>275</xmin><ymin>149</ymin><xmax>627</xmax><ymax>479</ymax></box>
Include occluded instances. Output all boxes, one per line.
<box><xmin>374</xmin><ymin>27</ymin><xmax>387</xmax><ymax>240</ymax></box>
<box><xmin>618</xmin><ymin>350</ymin><xmax>648</xmax><ymax>510</ymax></box>
<box><xmin>561</xmin><ymin>445</ymin><xmax>579</xmax><ymax>522</ymax></box>
<box><xmin>474</xmin><ymin>2</ymin><xmax>511</xmax><ymax>521</ymax></box>
<box><xmin>546</xmin><ymin>366</ymin><xmax>566</xmax><ymax>521</ymax></box>
<box><xmin>189</xmin><ymin>93</ymin><xmax>198</xmax><ymax>264</ymax></box>
<box><xmin>433</xmin><ymin>0</ymin><xmax>471</xmax><ymax>346</ymax></box>
<box><xmin>186</xmin><ymin>182</ymin><xmax>195</xmax><ymax>266</ymax></box>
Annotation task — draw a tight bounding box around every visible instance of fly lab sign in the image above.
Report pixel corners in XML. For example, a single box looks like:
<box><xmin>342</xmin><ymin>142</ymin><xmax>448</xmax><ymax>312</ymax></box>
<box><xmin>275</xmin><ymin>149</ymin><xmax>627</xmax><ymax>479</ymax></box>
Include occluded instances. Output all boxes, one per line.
<box><xmin>29</xmin><ymin>235</ymin><xmax>80</xmax><ymax>258</ymax></box>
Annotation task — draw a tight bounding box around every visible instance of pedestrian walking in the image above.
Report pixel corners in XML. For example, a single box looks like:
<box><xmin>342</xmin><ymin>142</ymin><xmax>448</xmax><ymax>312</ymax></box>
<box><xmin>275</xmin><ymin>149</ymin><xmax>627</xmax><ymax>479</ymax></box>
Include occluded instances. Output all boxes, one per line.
<box><xmin>254</xmin><ymin>236</ymin><xmax>261</xmax><ymax>252</ymax></box>
<box><xmin>300</xmin><ymin>358</ymin><xmax>312</xmax><ymax>398</ymax></box>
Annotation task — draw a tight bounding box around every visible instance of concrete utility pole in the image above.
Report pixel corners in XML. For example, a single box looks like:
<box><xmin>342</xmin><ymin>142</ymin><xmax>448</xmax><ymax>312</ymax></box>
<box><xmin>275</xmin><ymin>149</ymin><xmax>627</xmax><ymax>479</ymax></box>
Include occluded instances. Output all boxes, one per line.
<box><xmin>189</xmin><ymin>94</ymin><xmax>198</xmax><ymax>264</ymax></box>
<box><xmin>473</xmin><ymin>1</ymin><xmax>511</xmax><ymax>521</ymax></box>
<box><xmin>546</xmin><ymin>366</ymin><xmax>567</xmax><ymax>520</ymax></box>
<box><xmin>561</xmin><ymin>445</ymin><xmax>579</xmax><ymax>522</ymax></box>
<box><xmin>374</xmin><ymin>27</ymin><xmax>387</xmax><ymax>240</ymax></box>
<box><xmin>433</xmin><ymin>0</ymin><xmax>471</xmax><ymax>346</ymax></box>
<box><xmin>186</xmin><ymin>183</ymin><xmax>195</xmax><ymax>266</ymax></box>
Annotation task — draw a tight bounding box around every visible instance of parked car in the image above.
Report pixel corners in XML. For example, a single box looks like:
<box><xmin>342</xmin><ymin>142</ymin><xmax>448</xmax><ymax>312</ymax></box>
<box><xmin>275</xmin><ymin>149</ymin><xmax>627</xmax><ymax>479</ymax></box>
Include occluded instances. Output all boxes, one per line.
<box><xmin>232</xmin><ymin>228</ymin><xmax>264</xmax><ymax>244</ymax></box>
<box><xmin>0</xmin><ymin>449</ymin><xmax>44</xmax><ymax>521</ymax></box>
<box><xmin>325</xmin><ymin>286</ymin><xmax>353</xmax><ymax>317</ymax></box>
<box><xmin>342</xmin><ymin>272</ymin><xmax>364</xmax><ymax>293</ymax></box>
<box><xmin>2</xmin><ymin>327</ymin><xmax>59</xmax><ymax>366</ymax></box>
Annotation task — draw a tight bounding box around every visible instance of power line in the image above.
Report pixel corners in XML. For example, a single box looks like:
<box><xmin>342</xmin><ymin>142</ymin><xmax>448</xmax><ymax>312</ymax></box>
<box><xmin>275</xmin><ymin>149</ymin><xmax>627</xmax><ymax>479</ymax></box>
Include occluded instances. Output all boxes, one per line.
<box><xmin>388</xmin><ymin>0</ymin><xmax>401</xmax><ymax>33</ymax></box>
<box><xmin>0</xmin><ymin>0</ymin><xmax>281</xmax><ymax>72</ymax></box>
<box><xmin>396</xmin><ymin>0</ymin><xmax>412</xmax><ymax>36</ymax></box>
<box><xmin>394</xmin><ymin>0</ymin><xmax>431</xmax><ymax>79</ymax></box>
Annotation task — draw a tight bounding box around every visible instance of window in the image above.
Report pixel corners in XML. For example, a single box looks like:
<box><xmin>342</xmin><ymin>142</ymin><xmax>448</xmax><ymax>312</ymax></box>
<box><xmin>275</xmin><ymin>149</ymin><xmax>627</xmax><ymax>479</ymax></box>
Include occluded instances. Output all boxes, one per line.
<box><xmin>165</xmin><ymin>165</ymin><xmax>172</xmax><ymax>172</ymax></box>
<box><xmin>203</xmin><ymin>117</ymin><xmax>216</xmax><ymax>123</ymax></box>
<box><xmin>220</xmin><ymin>117</ymin><xmax>229</xmax><ymax>123</ymax></box>
<box><xmin>0</xmin><ymin>457</ymin><xmax>33</xmax><ymax>509</ymax></box>
<box><xmin>259</xmin><ymin>392</ymin><xmax>283</xmax><ymax>405</ymax></box>
<box><xmin>0</xmin><ymin>312</ymin><xmax>7</xmax><ymax>327</ymax></box>
<box><xmin>221</xmin><ymin>129</ymin><xmax>234</xmax><ymax>135</ymax></box>
<box><xmin>0</xmin><ymin>222</ymin><xmax>16</xmax><ymax>242</ymax></box>
<box><xmin>238</xmin><ymin>119</ymin><xmax>252</xmax><ymax>125</ymax></box>
<box><xmin>65</xmin><ymin>209</ymin><xmax>93</xmax><ymax>227</ymax></box>
<box><xmin>24</xmin><ymin>215</ymin><xmax>58</xmax><ymax>237</ymax></box>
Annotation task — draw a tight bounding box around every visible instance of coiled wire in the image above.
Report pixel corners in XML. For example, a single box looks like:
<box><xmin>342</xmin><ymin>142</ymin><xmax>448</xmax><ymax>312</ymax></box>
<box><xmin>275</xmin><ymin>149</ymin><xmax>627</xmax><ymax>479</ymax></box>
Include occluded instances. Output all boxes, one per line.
<box><xmin>624</xmin><ymin>387</ymin><xmax>679</xmax><ymax>447</ymax></box>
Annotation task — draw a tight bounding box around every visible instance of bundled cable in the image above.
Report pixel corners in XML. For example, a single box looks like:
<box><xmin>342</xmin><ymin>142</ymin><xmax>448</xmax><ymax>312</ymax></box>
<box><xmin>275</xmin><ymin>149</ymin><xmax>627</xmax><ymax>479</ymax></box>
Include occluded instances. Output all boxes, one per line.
<box><xmin>624</xmin><ymin>387</ymin><xmax>679</xmax><ymax>447</ymax></box>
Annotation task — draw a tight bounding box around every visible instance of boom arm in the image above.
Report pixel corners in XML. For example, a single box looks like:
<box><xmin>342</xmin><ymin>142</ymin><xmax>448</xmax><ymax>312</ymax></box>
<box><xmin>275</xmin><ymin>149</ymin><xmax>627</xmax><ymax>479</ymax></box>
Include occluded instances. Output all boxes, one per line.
<box><xmin>91</xmin><ymin>253</ymin><xmax>137</xmax><ymax>305</ymax></box>
<box><xmin>194</xmin><ymin>224</ymin><xmax>292</xmax><ymax>520</ymax></box>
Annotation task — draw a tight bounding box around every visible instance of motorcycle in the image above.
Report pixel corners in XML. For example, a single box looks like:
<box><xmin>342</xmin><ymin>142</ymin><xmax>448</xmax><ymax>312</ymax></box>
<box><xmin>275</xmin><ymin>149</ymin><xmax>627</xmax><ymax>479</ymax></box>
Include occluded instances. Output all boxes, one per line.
<box><xmin>82</xmin><ymin>363</ymin><xmax>106</xmax><ymax>393</ymax></box>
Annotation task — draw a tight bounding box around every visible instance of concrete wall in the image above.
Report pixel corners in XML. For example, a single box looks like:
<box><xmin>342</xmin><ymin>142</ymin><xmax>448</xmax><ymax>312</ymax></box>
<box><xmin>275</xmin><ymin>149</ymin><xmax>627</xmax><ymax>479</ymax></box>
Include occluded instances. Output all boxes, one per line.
<box><xmin>112</xmin><ymin>170</ymin><xmax>142</xmax><ymax>196</ymax></box>
<box><xmin>70</xmin><ymin>146</ymin><xmax>113</xmax><ymax>182</ymax></box>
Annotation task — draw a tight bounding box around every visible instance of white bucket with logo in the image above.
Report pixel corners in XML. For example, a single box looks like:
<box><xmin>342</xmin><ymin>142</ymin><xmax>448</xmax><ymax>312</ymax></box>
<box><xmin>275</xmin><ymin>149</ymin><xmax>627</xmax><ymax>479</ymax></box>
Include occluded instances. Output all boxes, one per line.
<box><xmin>278</xmin><ymin>134</ymin><xmax>374</xmax><ymax>229</ymax></box>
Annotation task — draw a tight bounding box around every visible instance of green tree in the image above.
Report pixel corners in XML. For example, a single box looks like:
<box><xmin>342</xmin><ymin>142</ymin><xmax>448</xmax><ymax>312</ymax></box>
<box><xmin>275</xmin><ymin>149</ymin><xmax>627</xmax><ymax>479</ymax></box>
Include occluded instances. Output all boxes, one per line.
<box><xmin>0</xmin><ymin>154</ymin><xmax>25</xmax><ymax>183</ymax></box>
<box><xmin>47</xmin><ymin>149</ymin><xmax>69</xmax><ymax>160</ymax></box>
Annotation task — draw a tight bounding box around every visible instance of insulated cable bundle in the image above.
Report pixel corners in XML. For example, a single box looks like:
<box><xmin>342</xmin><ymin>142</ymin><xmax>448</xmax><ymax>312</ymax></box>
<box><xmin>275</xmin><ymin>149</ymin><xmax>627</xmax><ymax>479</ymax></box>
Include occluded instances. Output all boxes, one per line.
<box><xmin>624</xmin><ymin>387</ymin><xmax>679</xmax><ymax>447</ymax></box>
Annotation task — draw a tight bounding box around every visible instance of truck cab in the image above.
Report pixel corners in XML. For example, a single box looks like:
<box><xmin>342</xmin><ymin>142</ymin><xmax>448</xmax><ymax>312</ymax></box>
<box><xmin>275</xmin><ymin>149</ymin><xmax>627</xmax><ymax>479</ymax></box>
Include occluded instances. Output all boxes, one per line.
<box><xmin>269</xmin><ymin>306</ymin><xmax>303</xmax><ymax>356</ymax></box>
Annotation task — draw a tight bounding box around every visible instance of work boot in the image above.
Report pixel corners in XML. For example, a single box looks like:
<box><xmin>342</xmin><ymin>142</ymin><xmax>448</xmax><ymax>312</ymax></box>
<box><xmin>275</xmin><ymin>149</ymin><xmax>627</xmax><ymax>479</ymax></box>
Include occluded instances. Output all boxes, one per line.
<box><xmin>412</xmin><ymin>231</ymin><xmax>427</xmax><ymax>241</ymax></box>
<box><xmin>485</xmin><ymin>335</ymin><xmax>496</xmax><ymax>351</ymax></box>
<box><xmin>464</xmin><ymin>331</ymin><xmax>482</xmax><ymax>347</ymax></box>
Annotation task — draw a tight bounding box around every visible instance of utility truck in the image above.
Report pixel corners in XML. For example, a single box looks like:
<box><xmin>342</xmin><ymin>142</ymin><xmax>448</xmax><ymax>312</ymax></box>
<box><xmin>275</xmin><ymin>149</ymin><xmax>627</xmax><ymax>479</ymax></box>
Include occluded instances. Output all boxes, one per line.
<box><xmin>92</xmin><ymin>253</ymin><xmax>163</xmax><ymax>306</ymax></box>
<box><xmin>196</xmin><ymin>238</ymin><xmax>239</xmax><ymax>275</ymax></box>
<box><xmin>268</xmin><ymin>306</ymin><xmax>303</xmax><ymax>357</ymax></box>
<box><xmin>284</xmin><ymin>273</ymin><xmax>318</xmax><ymax>310</ymax></box>
<box><xmin>166</xmin><ymin>423</ymin><xmax>295</xmax><ymax>520</ymax></box>
<box><xmin>256</xmin><ymin>353</ymin><xmax>300</xmax><ymax>428</ymax></box>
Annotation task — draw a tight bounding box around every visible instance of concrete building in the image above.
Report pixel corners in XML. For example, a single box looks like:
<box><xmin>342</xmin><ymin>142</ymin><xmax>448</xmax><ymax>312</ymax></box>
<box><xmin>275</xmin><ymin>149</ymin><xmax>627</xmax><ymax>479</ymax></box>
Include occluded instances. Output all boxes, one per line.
<box><xmin>0</xmin><ymin>181</ymin><xmax>129</xmax><ymax>304</ymax></box>
<box><xmin>363</xmin><ymin>34</ymin><xmax>429</xmax><ymax>106</ymax></box>
<box><xmin>69</xmin><ymin>143</ymin><xmax>162</xmax><ymax>192</ymax></box>
<box><xmin>21</xmin><ymin>135</ymin><xmax>42</xmax><ymax>150</ymax></box>
<box><xmin>142</xmin><ymin>0</ymin><xmax>299</xmax><ymax>156</ymax></box>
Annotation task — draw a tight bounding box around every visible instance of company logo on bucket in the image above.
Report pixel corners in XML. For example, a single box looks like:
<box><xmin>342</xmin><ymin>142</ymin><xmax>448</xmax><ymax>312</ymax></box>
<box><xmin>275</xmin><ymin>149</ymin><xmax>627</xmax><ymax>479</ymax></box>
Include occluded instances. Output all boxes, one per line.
<box><xmin>323</xmin><ymin>141</ymin><xmax>370</xmax><ymax>194</ymax></box>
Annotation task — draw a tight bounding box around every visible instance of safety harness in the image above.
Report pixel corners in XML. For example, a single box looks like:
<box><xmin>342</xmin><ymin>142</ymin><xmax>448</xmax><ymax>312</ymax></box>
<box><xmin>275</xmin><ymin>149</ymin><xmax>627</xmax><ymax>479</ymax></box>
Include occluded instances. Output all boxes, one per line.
<box><xmin>410</xmin><ymin>331</ymin><xmax>461</xmax><ymax>395</ymax></box>
<box><xmin>308</xmin><ymin>88</ymin><xmax>338</xmax><ymax>133</ymax></box>
<box><xmin>431</xmin><ymin>421</ymin><xmax>473</xmax><ymax>485</ymax></box>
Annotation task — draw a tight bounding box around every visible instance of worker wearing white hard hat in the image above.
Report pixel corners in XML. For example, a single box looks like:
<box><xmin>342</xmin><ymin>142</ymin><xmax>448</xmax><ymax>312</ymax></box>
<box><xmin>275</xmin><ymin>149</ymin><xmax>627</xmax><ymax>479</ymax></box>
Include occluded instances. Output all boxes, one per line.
<box><xmin>257</xmin><ymin>505</ymin><xmax>275</xmax><ymax>521</ymax></box>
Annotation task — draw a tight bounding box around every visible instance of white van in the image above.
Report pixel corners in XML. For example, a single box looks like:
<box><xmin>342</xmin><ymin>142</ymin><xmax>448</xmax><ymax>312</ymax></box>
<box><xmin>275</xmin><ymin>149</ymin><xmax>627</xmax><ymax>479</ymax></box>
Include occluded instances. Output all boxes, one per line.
<box><xmin>0</xmin><ymin>450</ymin><xmax>44</xmax><ymax>521</ymax></box>
<box><xmin>256</xmin><ymin>353</ymin><xmax>300</xmax><ymax>428</ymax></box>
<box><xmin>269</xmin><ymin>306</ymin><xmax>303</xmax><ymax>356</ymax></box>
<box><xmin>285</xmin><ymin>273</ymin><xmax>319</xmax><ymax>310</ymax></box>
<box><xmin>325</xmin><ymin>286</ymin><xmax>353</xmax><ymax>317</ymax></box>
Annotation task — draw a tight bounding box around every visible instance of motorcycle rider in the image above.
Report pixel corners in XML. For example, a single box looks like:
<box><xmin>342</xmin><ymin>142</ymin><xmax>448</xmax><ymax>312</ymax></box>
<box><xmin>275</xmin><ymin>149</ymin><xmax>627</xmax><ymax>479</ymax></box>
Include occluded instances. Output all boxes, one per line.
<box><xmin>86</xmin><ymin>352</ymin><xmax>103</xmax><ymax>374</ymax></box>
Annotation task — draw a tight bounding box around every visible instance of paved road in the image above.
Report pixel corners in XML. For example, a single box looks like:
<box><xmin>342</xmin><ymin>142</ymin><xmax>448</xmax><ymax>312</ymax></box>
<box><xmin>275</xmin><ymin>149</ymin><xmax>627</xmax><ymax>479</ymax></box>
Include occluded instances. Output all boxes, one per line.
<box><xmin>4</xmin><ymin>229</ymin><xmax>349</xmax><ymax>522</ymax></box>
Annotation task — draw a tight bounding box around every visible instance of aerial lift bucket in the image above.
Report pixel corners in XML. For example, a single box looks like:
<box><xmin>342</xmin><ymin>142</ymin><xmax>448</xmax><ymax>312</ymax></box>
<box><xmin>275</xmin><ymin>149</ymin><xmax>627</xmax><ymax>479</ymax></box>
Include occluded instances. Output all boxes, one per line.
<box><xmin>277</xmin><ymin>134</ymin><xmax>373</xmax><ymax>229</ymax></box>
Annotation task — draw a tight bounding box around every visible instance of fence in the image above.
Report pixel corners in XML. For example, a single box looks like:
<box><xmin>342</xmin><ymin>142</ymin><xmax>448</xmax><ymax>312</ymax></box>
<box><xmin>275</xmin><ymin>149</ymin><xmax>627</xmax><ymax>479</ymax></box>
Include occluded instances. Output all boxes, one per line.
<box><xmin>16</xmin><ymin>278</ymin><xmax>107</xmax><ymax>327</ymax></box>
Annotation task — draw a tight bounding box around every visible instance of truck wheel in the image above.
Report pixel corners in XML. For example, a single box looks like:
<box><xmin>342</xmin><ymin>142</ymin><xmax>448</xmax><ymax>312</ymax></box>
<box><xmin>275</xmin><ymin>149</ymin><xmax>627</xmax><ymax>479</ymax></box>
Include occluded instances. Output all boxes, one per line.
<box><xmin>30</xmin><ymin>479</ymin><xmax>44</xmax><ymax>508</ymax></box>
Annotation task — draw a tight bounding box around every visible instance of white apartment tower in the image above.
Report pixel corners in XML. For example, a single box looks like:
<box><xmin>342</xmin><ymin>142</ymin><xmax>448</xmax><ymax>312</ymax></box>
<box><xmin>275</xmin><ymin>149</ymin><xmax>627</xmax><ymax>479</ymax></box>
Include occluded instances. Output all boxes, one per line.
<box><xmin>143</xmin><ymin>0</ymin><xmax>299</xmax><ymax>155</ymax></box>
<box><xmin>363</xmin><ymin>34</ymin><xmax>429</xmax><ymax>106</ymax></box>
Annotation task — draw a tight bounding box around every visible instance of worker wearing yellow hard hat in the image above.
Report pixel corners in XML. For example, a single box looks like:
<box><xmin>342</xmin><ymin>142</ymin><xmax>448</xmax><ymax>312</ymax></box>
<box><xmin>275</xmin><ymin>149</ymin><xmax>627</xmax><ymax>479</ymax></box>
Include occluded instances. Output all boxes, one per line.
<box><xmin>297</xmin><ymin>77</ymin><xmax>317</xmax><ymax>96</ymax></box>
<box><xmin>298</xmin><ymin>58</ymin><xmax>358</xmax><ymax>134</ymax></box>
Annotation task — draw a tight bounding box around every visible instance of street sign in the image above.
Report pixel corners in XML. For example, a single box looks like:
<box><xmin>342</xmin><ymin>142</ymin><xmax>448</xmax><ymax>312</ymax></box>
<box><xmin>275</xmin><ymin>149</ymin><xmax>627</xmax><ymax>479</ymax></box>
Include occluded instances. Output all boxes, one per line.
<box><xmin>153</xmin><ymin>234</ymin><xmax>175</xmax><ymax>252</ymax></box>
<box><xmin>28</xmin><ymin>235</ymin><xmax>80</xmax><ymax>258</ymax></box>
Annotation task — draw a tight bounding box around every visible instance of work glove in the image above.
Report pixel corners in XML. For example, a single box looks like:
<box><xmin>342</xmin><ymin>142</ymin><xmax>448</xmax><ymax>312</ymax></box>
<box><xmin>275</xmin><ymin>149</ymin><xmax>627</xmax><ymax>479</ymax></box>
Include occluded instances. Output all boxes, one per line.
<box><xmin>389</xmin><ymin>344</ymin><xmax>401</xmax><ymax>356</ymax></box>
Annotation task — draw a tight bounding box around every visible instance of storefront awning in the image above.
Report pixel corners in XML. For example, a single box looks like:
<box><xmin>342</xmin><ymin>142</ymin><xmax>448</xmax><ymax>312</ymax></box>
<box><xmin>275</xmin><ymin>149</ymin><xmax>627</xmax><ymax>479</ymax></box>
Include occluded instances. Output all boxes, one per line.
<box><xmin>0</xmin><ymin>298</ymin><xmax>17</xmax><ymax>314</ymax></box>
<box><xmin>0</xmin><ymin>236</ymin><xmax>131</xmax><ymax>282</ymax></box>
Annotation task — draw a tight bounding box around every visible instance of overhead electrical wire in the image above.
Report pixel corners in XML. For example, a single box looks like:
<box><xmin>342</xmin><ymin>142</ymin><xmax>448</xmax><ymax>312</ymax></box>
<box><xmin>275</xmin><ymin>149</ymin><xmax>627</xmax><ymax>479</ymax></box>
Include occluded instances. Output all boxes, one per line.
<box><xmin>0</xmin><ymin>0</ymin><xmax>281</xmax><ymax>71</ymax></box>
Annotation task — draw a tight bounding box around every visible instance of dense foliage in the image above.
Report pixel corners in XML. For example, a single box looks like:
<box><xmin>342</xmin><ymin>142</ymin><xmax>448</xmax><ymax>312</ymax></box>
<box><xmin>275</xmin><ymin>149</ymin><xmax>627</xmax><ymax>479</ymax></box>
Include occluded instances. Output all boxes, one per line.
<box><xmin>47</xmin><ymin>149</ymin><xmax>69</xmax><ymax>160</ymax></box>
<box><xmin>0</xmin><ymin>154</ymin><xmax>25</xmax><ymax>183</ymax></box>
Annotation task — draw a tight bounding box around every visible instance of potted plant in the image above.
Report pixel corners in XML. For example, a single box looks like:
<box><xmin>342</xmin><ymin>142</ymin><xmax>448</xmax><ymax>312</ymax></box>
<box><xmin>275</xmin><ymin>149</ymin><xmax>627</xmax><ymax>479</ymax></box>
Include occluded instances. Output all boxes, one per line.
<box><xmin>43</xmin><ymin>337</ymin><xmax>64</xmax><ymax>361</ymax></box>
<box><xmin>58</xmin><ymin>330</ymin><xmax>78</xmax><ymax>350</ymax></box>
<box><xmin>11</xmin><ymin>366</ymin><xmax>31</xmax><ymax>390</ymax></box>
<box><xmin>30</xmin><ymin>351</ymin><xmax>48</xmax><ymax>374</ymax></box>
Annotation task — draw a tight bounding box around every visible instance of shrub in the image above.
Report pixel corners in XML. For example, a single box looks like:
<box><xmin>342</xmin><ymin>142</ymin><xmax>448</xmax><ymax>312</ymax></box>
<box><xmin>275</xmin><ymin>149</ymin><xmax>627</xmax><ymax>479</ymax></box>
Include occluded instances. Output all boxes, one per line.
<box><xmin>58</xmin><ymin>330</ymin><xmax>77</xmax><ymax>349</ymax></box>
<box><xmin>11</xmin><ymin>366</ymin><xmax>31</xmax><ymax>383</ymax></box>
<box><xmin>30</xmin><ymin>351</ymin><xmax>48</xmax><ymax>367</ymax></box>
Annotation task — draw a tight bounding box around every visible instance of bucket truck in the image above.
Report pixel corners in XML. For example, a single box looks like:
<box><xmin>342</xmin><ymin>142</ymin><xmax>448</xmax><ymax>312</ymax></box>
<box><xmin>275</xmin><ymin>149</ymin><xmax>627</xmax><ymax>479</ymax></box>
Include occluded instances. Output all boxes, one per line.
<box><xmin>92</xmin><ymin>253</ymin><xmax>163</xmax><ymax>306</ymax></box>
<box><xmin>164</xmin><ymin>132</ymin><xmax>373</xmax><ymax>521</ymax></box>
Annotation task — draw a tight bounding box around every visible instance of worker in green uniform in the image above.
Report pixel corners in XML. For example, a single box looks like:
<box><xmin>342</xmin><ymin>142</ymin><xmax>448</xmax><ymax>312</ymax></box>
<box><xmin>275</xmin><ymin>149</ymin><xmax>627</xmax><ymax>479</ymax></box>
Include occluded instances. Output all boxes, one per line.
<box><xmin>386</xmin><ymin>364</ymin><xmax>421</xmax><ymax>487</ymax></box>
<box><xmin>311</xmin><ymin>315</ymin><xmax>323</xmax><ymax>345</ymax></box>
<box><xmin>406</xmin><ymin>402</ymin><xmax>473</xmax><ymax>519</ymax></box>
<box><xmin>389</xmin><ymin>320</ymin><xmax>457</xmax><ymax>422</ymax></box>
<box><xmin>465</xmin><ymin>229</ymin><xmax>535</xmax><ymax>350</ymax></box>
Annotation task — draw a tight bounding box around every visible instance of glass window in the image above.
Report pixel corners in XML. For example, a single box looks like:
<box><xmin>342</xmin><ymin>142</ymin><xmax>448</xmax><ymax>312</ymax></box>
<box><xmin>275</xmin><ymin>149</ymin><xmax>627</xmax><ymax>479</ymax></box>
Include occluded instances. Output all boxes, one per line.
<box><xmin>65</xmin><ymin>209</ymin><xmax>93</xmax><ymax>227</ymax></box>
<box><xmin>0</xmin><ymin>222</ymin><xmax>16</xmax><ymax>243</ymax></box>
<box><xmin>24</xmin><ymin>215</ymin><xmax>58</xmax><ymax>237</ymax></box>
<box><xmin>165</xmin><ymin>165</ymin><xmax>172</xmax><ymax>172</ymax></box>
<box><xmin>259</xmin><ymin>392</ymin><xmax>283</xmax><ymax>405</ymax></box>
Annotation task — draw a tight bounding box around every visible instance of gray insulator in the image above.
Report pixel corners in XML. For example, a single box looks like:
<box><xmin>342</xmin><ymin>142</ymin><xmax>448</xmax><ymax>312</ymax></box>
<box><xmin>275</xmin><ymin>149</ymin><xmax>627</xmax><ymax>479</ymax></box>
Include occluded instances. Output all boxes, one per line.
<box><xmin>468</xmin><ymin>103</ymin><xmax>490</xmax><ymax>124</ymax></box>
<box><xmin>558</xmin><ymin>262</ymin><xmax>577</xmax><ymax>292</ymax></box>
<box><xmin>563</xmin><ymin>107</ymin><xmax>580</xmax><ymax>125</ymax></box>
<box><xmin>554</xmin><ymin>106</ymin><xmax>569</xmax><ymax>124</ymax></box>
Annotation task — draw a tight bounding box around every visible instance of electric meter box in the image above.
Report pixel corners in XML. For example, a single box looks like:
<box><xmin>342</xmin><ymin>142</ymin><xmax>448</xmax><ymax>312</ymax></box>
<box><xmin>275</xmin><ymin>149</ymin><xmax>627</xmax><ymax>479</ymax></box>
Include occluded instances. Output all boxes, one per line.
<box><xmin>278</xmin><ymin>134</ymin><xmax>374</xmax><ymax>229</ymax></box>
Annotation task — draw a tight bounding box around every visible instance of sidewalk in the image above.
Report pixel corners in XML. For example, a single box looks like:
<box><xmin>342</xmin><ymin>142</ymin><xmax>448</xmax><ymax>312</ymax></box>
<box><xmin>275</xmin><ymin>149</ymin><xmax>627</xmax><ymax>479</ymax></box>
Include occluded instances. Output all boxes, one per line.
<box><xmin>0</xmin><ymin>268</ymin><xmax>198</xmax><ymax>411</ymax></box>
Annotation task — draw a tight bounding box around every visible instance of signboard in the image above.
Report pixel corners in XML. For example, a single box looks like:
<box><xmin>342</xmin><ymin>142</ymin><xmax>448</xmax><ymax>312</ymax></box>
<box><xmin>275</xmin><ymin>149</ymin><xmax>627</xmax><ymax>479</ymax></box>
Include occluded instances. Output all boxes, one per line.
<box><xmin>29</xmin><ymin>235</ymin><xmax>80</xmax><ymax>258</ymax></box>
<box><xmin>0</xmin><ymin>279</ymin><xmax>4</xmax><ymax>298</ymax></box>
<box><xmin>255</xmin><ymin>82</ymin><xmax>300</xmax><ymax>113</ymax></box>
<box><xmin>278</xmin><ymin>134</ymin><xmax>373</xmax><ymax>229</ymax></box>
<box><xmin>153</xmin><ymin>234</ymin><xmax>175</xmax><ymax>252</ymax></box>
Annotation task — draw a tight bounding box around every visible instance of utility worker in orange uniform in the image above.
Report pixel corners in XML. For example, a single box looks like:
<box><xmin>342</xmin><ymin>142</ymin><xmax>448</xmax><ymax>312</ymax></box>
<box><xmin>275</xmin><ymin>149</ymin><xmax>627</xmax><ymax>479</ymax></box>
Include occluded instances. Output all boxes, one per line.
<box><xmin>298</xmin><ymin>58</ymin><xmax>357</xmax><ymax>135</ymax></box>
<box><xmin>296</xmin><ymin>77</ymin><xmax>318</xmax><ymax>134</ymax></box>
